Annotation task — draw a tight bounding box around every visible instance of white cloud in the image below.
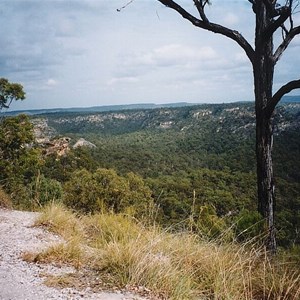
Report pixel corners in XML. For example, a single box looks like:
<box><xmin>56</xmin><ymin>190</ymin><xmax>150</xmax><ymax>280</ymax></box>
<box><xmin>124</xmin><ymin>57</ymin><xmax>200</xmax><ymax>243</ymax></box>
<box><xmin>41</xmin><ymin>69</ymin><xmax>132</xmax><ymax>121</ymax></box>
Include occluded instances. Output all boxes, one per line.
<box><xmin>222</xmin><ymin>13</ymin><xmax>239</xmax><ymax>26</ymax></box>
<box><xmin>116</xmin><ymin>44</ymin><xmax>221</xmax><ymax>81</ymax></box>
<box><xmin>136</xmin><ymin>44</ymin><xmax>217</xmax><ymax>67</ymax></box>
<box><xmin>235</xmin><ymin>52</ymin><xmax>249</xmax><ymax>63</ymax></box>
<box><xmin>46</xmin><ymin>79</ymin><xmax>58</xmax><ymax>86</ymax></box>
<box><xmin>2</xmin><ymin>0</ymin><xmax>299</xmax><ymax>110</ymax></box>
<box><xmin>56</xmin><ymin>18</ymin><xmax>75</xmax><ymax>37</ymax></box>
<box><xmin>107</xmin><ymin>76</ymin><xmax>139</xmax><ymax>86</ymax></box>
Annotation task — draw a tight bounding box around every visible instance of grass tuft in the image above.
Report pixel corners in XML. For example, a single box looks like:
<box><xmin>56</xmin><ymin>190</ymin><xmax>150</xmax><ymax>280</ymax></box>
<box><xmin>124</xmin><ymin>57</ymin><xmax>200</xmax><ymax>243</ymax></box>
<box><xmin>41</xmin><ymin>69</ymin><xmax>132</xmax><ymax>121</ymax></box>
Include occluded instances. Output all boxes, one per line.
<box><xmin>0</xmin><ymin>187</ymin><xmax>12</xmax><ymax>208</ymax></box>
<box><xmin>22</xmin><ymin>237</ymin><xmax>85</xmax><ymax>269</ymax></box>
<box><xmin>32</xmin><ymin>202</ymin><xmax>300</xmax><ymax>300</ymax></box>
<box><xmin>43</xmin><ymin>273</ymin><xmax>76</xmax><ymax>288</ymax></box>
<box><xmin>34</xmin><ymin>202</ymin><xmax>83</xmax><ymax>240</ymax></box>
<box><xmin>82</xmin><ymin>212</ymin><xmax>143</xmax><ymax>247</ymax></box>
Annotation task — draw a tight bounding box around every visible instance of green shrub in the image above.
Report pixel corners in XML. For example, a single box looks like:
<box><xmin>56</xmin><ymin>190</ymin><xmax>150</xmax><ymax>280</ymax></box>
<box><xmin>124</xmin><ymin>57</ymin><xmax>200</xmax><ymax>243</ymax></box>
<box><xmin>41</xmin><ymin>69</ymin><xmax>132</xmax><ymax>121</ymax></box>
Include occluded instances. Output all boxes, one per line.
<box><xmin>64</xmin><ymin>168</ymin><xmax>154</xmax><ymax>216</ymax></box>
<box><xmin>29</xmin><ymin>174</ymin><xmax>63</xmax><ymax>207</ymax></box>
<box><xmin>235</xmin><ymin>209</ymin><xmax>264</xmax><ymax>242</ymax></box>
<box><xmin>193</xmin><ymin>204</ymin><xmax>234</xmax><ymax>241</ymax></box>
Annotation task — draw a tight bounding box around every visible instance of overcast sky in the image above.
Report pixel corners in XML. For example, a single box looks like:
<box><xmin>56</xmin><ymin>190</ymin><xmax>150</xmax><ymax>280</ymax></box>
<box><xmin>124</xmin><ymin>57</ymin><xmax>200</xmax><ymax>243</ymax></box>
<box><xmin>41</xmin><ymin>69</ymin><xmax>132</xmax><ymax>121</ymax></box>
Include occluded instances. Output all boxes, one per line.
<box><xmin>1</xmin><ymin>0</ymin><xmax>300</xmax><ymax>110</ymax></box>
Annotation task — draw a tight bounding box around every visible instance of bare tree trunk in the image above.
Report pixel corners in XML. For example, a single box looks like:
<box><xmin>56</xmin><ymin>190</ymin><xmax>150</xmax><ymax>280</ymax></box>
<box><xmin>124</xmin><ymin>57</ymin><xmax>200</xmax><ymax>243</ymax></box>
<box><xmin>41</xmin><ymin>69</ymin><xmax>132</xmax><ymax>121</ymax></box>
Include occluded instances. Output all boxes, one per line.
<box><xmin>254</xmin><ymin>70</ymin><xmax>277</xmax><ymax>253</ymax></box>
<box><xmin>253</xmin><ymin>68</ymin><xmax>277</xmax><ymax>254</ymax></box>
<box><xmin>255</xmin><ymin>108</ymin><xmax>276</xmax><ymax>253</ymax></box>
<box><xmin>254</xmin><ymin>72</ymin><xmax>276</xmax><ymax>254</ymax></box>
<box><xmin>253</xmin><ymin>2</ymin><xmax>277</xmax><ymax>254</ymax></box>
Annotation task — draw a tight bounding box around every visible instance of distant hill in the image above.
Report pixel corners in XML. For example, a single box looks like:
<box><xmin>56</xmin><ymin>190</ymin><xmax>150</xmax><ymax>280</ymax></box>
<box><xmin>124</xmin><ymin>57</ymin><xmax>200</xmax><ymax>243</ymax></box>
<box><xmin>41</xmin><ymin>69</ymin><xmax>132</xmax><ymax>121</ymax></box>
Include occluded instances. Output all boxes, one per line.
<box><xmin>30</xmin><ymin>101</ymin><xmax>300</xmax><ymax>185</ymax></box>
<box><xmin>3</xmin><ymin>102</ymin><xmax>197</xmax><ymax>116</ymax></box>
<box><xmin>3</xmin><ymin>95</ymin><xmax>299</xmax><ymax>117</ymax></box>
<box><xmin>281</xmin><ymin>95</ymin><xmax>300</xmax><ymax>103</ymax></box>
<box><xmin>31</xmin><ymin>102</ymin><xmax>300</xmax><ymax>139</ymax></box>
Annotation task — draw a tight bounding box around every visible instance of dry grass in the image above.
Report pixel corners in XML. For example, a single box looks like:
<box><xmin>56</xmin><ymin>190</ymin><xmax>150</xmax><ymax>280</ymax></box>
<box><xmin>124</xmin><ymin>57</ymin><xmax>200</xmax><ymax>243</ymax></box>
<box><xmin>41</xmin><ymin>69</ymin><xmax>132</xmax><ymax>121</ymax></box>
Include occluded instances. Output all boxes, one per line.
<box><xmin>32</xmin><ymin>240</ymin><xmax>84</xmax><ymax>269</ymax></box>
<box><xmin>32</xmin><ymin>203</ymin><xmax>300</xmax><ymax>300</ymax></box>
<box><xmin>0</xmin><ymin>187</ymin><xmax>12</xmax><ymax>208</ymax></box>
<box><xmin>34</xmin><ymin>202</ymin><xmax>83</xmax><ymax>240</ymax></box>
<box><xmin>43</xmin><ymin>273</ymin><xmax>77</xmax><ymax>288</ymax></box>
<box><xmin>82</xmin><ymin>213</ymin><xmax>143</xmax><ymax>247</ymax></box>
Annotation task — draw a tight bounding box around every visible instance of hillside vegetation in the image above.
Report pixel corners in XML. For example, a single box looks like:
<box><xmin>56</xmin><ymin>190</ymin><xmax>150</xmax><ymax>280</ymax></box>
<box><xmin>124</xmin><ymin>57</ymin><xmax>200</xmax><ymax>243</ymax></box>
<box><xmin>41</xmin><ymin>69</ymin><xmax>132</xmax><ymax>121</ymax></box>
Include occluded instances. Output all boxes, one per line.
<box><xmin>1</xmin><ymin>102</ymin><xmax>300</xmax><ymax>298</ymax></box>
<box><xmin>25</xmin><ymin>202</ymin><xmax>299</xmax><ymax>300</ymax></box>
<box><xmin>28</xmin><ymin>102</ymin><xmax>299</xmax><ymax>246</ymax></box>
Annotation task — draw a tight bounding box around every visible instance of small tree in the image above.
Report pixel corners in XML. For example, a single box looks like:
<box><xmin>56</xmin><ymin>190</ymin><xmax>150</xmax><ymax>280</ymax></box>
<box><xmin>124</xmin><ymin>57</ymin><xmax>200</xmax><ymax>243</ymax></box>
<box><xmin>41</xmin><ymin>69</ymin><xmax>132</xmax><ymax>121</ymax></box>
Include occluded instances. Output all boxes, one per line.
<box><xmin>0</xmin><ymin>114</ymin><xmax>39</xmax><ymax>186</ymax></box>
<box><xmin>0</xmin><ymin>114</ymin><xmax>34</xmax><ymax>160</ymax></box>
<box><xmin>153</xmin><ymin>0</ymin><xmax>300</xmax><ymax>253</ymax></box>
<box><xmin>0</xmin><ymin>78</ymin><xmax>25</xmax><ymax>111</ymax></box>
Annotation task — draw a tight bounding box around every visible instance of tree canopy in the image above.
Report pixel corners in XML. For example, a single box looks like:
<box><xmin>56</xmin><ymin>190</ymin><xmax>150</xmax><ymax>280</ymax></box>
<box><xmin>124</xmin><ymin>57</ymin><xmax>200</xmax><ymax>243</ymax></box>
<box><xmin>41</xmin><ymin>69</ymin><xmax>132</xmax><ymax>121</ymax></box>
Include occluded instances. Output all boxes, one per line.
<box><xmin>0</xmin><ymin>78</ymin><xmax>25</xmax><ymax>111</ymax></box>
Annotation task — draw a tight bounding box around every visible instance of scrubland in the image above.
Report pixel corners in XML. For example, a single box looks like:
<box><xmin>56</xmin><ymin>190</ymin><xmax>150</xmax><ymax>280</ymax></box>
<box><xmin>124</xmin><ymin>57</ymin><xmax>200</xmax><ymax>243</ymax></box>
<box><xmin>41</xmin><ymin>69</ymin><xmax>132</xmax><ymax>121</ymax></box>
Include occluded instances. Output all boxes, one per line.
<box><xmin>24</xmin><ymin>203</ymin><xmax>300</xmax><ymax>300</ymax></box>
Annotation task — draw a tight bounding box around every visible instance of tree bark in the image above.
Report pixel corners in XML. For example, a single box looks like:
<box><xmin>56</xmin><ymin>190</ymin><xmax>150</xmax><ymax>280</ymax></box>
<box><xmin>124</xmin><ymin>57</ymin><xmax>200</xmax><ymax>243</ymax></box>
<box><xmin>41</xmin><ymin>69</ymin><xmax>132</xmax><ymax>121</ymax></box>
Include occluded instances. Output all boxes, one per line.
<box><xmin>254</xmin><ymin>1</ymin><xmax>276</xmax><ymax>253</ymax></box>
<box><xmin>255</xmin><ymin>107</ymin><xmax>276</xmax><ymax>253</ymax></box>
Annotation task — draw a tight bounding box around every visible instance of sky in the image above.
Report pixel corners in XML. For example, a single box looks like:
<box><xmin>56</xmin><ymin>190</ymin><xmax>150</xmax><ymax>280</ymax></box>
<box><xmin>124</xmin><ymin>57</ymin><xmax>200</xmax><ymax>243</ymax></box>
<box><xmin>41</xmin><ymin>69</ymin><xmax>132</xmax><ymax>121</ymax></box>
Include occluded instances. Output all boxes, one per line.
<box><xmin>1</xmin><ymin>0</ymin><xmax>300</xmax><ymax>110</ymax></box>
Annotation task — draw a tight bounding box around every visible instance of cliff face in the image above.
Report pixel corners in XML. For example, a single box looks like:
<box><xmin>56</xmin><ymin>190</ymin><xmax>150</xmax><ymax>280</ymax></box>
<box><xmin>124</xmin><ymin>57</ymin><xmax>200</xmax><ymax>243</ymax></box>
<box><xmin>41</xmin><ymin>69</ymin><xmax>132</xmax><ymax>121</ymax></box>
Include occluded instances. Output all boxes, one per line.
<box><xmin>29</xmin><ymin>102</ymin><xmax>299</xmax><ymax>159</ymax></box>
<box><xmin>31</xmin><ymin>119</ymin><xmax>97</xmax><ymax>157</ymax></box>
<box><xmin>32</xmin><ymin>102</ymin><xmax>300</xmax><ymax>137</ymax></box>
<box><xmin>31</xmin><ymin>118</ymin><xmax>57</xmax><ymax>143</ymax></box>
<box><xmin>42</xmin><ymin>137</ymin><xmax>71</xmax><ymax>157</ymax></box>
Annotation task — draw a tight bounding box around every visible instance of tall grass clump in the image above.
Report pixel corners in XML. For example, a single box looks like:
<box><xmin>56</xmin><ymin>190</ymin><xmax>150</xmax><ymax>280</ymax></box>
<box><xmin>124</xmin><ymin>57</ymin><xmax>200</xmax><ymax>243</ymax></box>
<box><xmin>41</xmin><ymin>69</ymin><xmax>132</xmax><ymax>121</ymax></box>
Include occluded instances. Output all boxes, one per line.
<box><xmin>35</xmin><ymin>202</ymin><xmax>83</xmax><ymax>240</ymax></box>
<box><xmin>82</xmin><ymin>213</ymin><xmax>143</xmax><ymax>248</ymax></box>
<box><xmin>0</xmin><ymin>187</ymin><xmax>12</xmax><ymax>208</ymax></box>
<box><xmin>35</xmin><ymin>202</ymin><xmax>300</xmax><ymax>300</ymax></box>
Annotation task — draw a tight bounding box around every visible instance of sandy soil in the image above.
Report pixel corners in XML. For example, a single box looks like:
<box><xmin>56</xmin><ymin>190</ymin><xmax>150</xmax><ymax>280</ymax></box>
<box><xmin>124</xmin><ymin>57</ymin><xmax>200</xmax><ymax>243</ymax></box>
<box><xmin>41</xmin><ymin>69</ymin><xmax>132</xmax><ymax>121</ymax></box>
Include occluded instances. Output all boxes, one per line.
<box><xmin>0</xmin><ymin>208</ymin><xmax>145</xmax><ymax>300</ymax></box>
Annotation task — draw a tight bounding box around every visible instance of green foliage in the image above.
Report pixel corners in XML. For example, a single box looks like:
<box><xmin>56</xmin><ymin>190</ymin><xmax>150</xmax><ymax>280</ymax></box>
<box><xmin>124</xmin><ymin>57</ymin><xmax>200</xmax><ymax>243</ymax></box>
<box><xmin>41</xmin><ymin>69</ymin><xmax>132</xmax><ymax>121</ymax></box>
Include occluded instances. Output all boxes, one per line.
<box><xmin>64</xmin><ymin>168</ymin><xmax>154</xmax><ymax>216</ymax></box>
<box><xmin>41</xmin><ymin>103</ymin><xmax>260</xmax><ymax>176</ymax></box>
<box><xmin>0</xmin><ymin>78</ymin><xmax>25</xmax><ymax>110</ymax></box>
<box><xmin>0</xmin><ymin>115</ymin><xmax>39</xmax><ymax>182</ymax></box>
<box><xmin>0</xmin><ymin>115</ymin><xmax>41</xmax><ymax>208</ymax></box>
<box><xmin>0</xmin><ymin>114</ymin><xmax>34</xmax><ymax>159</ymax></box>
<box><xmin>147</xmin><ymin>169</ymin><xmax>257</xmax><ymax>226</ymax></box>
<box><xmin>123</xmin><ymin>172</ymin><xmax>154</xmax><ymax>216</ymax></box>
<box><xmin>234</xmin><ymin>209</ymin><xmax>264</xmax><ymax>242</ymax></box>
<box><xmin>64</xmin><ymin>169</ymin><xmax>102</xmax><ymax>213</ymax></box>
<box><xmin>275</xmin><ymin>179</ymin><xmax>300</xmax><ymax>247</ymax></box>
<box><xmin>193</xmin><ymin>204</ymin><xmax>233</xmax><ymax>240</ymax></box>
<box><xmin>41</xmin><ymin>147</ymin><xmax>98</xmax><ymax>183</ymax></box>
<box><xmin>29</xmin><ymin>174</ymin><xmax>63</xmax><ymax>207</ymax></box>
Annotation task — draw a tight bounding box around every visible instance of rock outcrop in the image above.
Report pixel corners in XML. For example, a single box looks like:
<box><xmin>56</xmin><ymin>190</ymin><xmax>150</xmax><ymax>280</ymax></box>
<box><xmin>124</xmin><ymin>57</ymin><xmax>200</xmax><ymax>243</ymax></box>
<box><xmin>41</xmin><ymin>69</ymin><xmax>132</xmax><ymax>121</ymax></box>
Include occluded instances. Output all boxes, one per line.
<box><xmin>73</xmin><ymin>138</ymin><xmax>96</xmax><ymax>149</ymax></box>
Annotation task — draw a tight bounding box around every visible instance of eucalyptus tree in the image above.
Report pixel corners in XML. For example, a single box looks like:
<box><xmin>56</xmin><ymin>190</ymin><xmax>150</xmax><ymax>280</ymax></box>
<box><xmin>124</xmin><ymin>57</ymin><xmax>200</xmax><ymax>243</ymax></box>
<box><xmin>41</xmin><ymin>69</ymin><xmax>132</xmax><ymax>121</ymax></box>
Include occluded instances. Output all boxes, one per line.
<box><xmin>0</xmin><ymin>78</ymin><xmax>25</xmax><ymax>111</ymax></box>
<box><xmin>155</xmin><ymin>0</ymin><xmax>300</xmax><ymax>253</ymax></box>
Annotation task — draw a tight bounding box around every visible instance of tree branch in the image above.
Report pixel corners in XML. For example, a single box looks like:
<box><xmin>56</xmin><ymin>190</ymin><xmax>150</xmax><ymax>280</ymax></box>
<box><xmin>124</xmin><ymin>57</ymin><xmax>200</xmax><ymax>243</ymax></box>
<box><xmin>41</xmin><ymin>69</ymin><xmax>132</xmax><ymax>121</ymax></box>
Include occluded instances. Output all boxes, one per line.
<box><xmin>263</xmin><ymin>6</ymin><xmax>291</xmax><ymax>40</ymax></box>
<box><xmin>193</xmin><ymin>0</ymin><xmax>209</xmax><ymax>23</ymax></box>
<box><xmin>273</xmin><ymin>25</ymin><xmax>300</xmax><ymax>62</ymax></box>
<box><xmin>266</xmin><ymin>79</ymin><xmax>300</xmax><ymax>117</ymax></box>
<box><xmin>158</xmin><ymin>0</ymin><xmax>255</xmax><ymax>64</ymax></box>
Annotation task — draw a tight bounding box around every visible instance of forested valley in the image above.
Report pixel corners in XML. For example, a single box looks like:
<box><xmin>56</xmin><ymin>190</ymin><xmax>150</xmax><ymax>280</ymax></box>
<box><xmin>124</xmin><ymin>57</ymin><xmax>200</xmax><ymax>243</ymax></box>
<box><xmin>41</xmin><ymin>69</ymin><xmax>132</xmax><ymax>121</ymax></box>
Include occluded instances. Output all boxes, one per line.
<box><xmin>1</xmin><ymin>101</ymin><xmax>299</xmax><ymax>250</ymax></box>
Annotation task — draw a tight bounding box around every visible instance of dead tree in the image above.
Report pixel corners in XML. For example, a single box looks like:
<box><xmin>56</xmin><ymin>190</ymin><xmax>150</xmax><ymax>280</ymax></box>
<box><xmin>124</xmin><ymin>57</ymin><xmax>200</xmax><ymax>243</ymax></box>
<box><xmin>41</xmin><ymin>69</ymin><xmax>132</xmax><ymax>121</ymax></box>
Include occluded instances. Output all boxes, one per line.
<box><xmin>157</xmin><ymin>0</ymin><xmax>300</xmax><ymax>253</ymax></box>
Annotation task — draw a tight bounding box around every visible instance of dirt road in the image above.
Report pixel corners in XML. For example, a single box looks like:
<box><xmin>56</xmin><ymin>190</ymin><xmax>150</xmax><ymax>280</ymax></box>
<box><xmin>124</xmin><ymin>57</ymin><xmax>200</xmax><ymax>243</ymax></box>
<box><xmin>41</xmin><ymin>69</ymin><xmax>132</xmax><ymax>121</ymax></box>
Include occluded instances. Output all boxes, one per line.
<box><xmin>0</xmin><ymin>209</ymin><xmax>143</xmax><ymax>300</ymax></box>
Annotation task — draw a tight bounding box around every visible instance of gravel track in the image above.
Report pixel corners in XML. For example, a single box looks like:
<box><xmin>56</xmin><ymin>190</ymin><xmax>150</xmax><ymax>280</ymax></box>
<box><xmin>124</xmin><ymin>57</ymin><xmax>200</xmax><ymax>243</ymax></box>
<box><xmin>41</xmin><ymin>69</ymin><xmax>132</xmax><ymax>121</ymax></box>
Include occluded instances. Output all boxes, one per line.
<box><xmin>0</xmin><ymin>209</ymin><xmax>144</xmax><ymax>300</ymax></box>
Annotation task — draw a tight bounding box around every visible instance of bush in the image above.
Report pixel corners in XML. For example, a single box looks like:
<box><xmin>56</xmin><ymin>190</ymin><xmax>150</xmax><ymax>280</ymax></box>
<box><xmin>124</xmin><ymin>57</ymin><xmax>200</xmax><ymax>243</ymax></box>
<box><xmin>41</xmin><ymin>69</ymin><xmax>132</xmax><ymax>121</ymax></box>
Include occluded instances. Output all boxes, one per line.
<box><xmin>64</xmin><ymin>168</ymin><xmax>154</xmax><ymax>216</ymax></box>
<box><xmin>193</xmin><ymin>204</ymin><xmax>234</xmax><ymax>241</ymax></box>
<box><xmin>29</xmin><ymin>174</ymin><xmax>63</xmax><ymax>207</ymax></box>
<box><xmin>235</xmin><ymin>209</ymin><xmax>264</xmax><ymax>242</ymax></box>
